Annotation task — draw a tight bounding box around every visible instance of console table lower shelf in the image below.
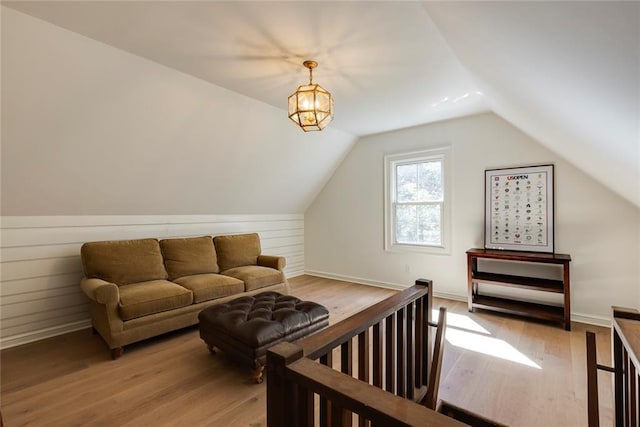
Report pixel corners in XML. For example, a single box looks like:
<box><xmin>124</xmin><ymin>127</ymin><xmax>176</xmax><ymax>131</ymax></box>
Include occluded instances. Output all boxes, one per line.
<box><xmin>471</xmin><ymin>295</ymin><xmax>565</xmax><ymax>324</ymax></box>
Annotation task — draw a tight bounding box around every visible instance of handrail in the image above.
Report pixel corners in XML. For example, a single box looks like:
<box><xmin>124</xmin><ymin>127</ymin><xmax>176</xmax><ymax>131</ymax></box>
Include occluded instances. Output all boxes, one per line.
<box><xmin>266</xmin><ymin>278</ymin><xmax>460</xmax><ymax>426</ymax></box>
<box><xmin>587</xmin><ymin>306</ymin><xmax>640</xmax><ymax>427</ymax></box>
<box><xmin>285</xmin><ymin>352</ymin><xmax>461</xmax><ymax>426</ymax></box>
<box><xmin>612</xmin><ymin>306</ymin><xmax>640</xmax><ymax>426</ymax></box>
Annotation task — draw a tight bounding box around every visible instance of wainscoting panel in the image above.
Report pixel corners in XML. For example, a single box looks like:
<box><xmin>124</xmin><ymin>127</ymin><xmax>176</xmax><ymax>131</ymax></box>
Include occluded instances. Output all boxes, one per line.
<box><xmin>0</xmin><ymin>214</ymin><xmax>304</xmax><ymax>349</ymax></box>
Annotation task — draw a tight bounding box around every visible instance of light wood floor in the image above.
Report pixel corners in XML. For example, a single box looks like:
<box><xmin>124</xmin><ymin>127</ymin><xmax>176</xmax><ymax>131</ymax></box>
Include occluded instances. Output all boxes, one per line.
<box><xmin>1</xmin><ymin>275</ymin><xmax>613</xmax><ymax>426</ymax></box>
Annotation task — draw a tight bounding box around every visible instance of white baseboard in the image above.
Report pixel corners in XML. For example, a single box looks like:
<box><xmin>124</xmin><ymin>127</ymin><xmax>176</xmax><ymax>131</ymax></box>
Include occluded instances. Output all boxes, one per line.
<box><xmin>432</xmin><ymin>291</ymin><xmax>468</xmax><ymax>303</ymax></box>
<box><xmin>570</xmin><ymin>313</ymin><xmax>610</xmax><ymax>327</ymax></box>
<box><xmin>0</xmin><ymin>319</ymin><xmax>92</xmax><ymax>350</ymax></box>
<box><xmin>303</xmin><ymin>270</ymin><xmax>612</xmax><ymax>328</ymax></box>
<box><xmin>287</xmin><ymin>269</ymin><xmax>306</xmax><ymax>279</ymax></box>
<box><xmin>304</xmin><ymin>270</ymin><xmax>408</xmax><ymax>290</ymax></box>
<box><xmin>306</xmin><ymin>270</ymin><xmax>471</xmax><ymax>301</ymax></box>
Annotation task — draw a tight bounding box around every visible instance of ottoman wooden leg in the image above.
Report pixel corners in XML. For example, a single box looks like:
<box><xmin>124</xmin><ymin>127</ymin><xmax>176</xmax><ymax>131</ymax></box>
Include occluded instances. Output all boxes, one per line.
<box><xmin>206</xmin><ymin>343</ymin><xmax>216</xmax><ymax>355</ymax></box>
<box><xmin>253</xmin><ymin>365</ymin><xmax>265</xmax><ymax>384</ymax></box>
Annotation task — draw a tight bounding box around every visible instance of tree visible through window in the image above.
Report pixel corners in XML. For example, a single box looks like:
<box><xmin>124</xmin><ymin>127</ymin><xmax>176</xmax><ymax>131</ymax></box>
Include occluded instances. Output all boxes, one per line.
<box><xmin>384</xmin><ymin>148</ymin><xmax>450</xmax><ymax>253</ymax></box>
<box><xmin>395</xmin><ymin>160</ymin><xmax>443</xmax><ymax>245</ymax></box>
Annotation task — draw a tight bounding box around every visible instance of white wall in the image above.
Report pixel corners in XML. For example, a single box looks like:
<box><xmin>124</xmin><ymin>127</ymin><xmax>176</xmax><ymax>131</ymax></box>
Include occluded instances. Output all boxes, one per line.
<box><xmin>0</xmin><ymin>8</ymin><xmax>352</xmax><ymax>347</ymax></box>
<box><xmin>1</xmin><ymin>7</ymin><xmax>356</xmax><ymax>216</ymax></box>
<box><xmin>305</xmin><ymin>113</ymin><xmax>640</xmax><ymax>324</ymax></box>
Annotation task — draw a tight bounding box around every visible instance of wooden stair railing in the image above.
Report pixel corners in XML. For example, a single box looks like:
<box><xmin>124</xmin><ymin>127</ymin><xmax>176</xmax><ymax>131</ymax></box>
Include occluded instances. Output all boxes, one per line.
<box><xmin>436</xmin><ymin>401</ymin><xmax>508</xmax><ymax>427</ymax></box>
<box><xmin>296</xmin><ymin>278</ymin><xmax>435</xmax><ymax>402</ymax></box>
<box><xmin>267</xmin><ymin>278</ymin><xmax>463</xmax><ymax>426</ymax></box>
<box><xmin>586</xmin><ymin>330</ymin><xmax>614</xmax><ymax>426</ymax></box>
<box><xmin>586</xmin><ymin>306</ymin><xmax>640</xmax><ymax>427</ymax></box>
<box><xmin>424</xmin><ymin>306</ymin><xmax>447</xmax><ymax>410</ymax></box>
<box><xmin>268</xmin><ymin>342</ymin><xmax>462</xmax><ymax>427</ymax></box>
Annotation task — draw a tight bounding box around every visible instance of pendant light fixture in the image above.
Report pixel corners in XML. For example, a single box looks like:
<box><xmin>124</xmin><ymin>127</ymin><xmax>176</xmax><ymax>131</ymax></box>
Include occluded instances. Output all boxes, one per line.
<box><xmin>288</xmin><ymin>60</ymin><xmax>334</xmax><ymax>132</ymax></box>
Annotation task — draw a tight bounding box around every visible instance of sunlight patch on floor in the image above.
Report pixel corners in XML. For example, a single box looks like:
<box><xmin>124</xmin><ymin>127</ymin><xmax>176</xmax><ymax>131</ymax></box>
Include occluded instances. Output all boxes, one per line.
<box><xmin>433</xmin><ymin>308</ymin><xmax>540</xmax><ymax>369</ymax></box>
<box><xmin>445</xmin><ymin>327</ymin><xmax>541</xmax><ymax>369</ymax></box>
<box><xmin>434</xmin><ymin>310</ymin><xmax>490</xmax><ymax>335</ymax></box>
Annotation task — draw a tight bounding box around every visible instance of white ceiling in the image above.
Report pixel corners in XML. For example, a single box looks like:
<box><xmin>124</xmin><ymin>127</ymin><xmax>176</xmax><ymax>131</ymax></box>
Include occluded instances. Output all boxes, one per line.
<box><xmin>4</xmin><ymin>1</ymin><xmax>640</xmax><ymax>207</ymax></box>
<box><xmin>2</xmin><ymin>1</ymin><xmax>488</xmax><ymax>136</ymax></box>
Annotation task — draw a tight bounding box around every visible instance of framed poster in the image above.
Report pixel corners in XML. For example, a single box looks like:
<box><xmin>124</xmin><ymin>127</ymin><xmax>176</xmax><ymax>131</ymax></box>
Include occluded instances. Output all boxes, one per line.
<box><xmin>484</xmin><ymin>164</ymin><xmax>554</xmax><ymax>253</ymax></box>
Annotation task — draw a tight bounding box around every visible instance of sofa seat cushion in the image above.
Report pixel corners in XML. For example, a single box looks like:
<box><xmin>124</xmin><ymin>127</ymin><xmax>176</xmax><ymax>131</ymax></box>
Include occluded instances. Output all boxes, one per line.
<box><xmin>160</xmin><ymin>236</ymin><xmax>219</xmax><ymax>280</ymax></box>
<box><xmin>81</xmin><ymin>238</ymin><xmax>168</xmax><ymax>286</ymax></box>
<box><xmin>173</xmin><ymin>274</ymin><xmax>244</xmax><ymax>303</ymax></box>
<box><xmin>118</xmin><ymin>280</ymin><xmax>193</xmax><ymax>321</ymax></box>
<box><xmin>221</xmin><ymin>266</ymin><xmax>284</xmax><ymax>292</ymax></box>
<box><xmin>214</xmin><ymin>233</ymin><xmax>261</xmax><ymax>272</ymax></box>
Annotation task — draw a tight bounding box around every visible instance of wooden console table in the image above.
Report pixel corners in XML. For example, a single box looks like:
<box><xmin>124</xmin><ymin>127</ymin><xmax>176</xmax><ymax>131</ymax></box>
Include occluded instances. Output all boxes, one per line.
<box><xmin>466</xmin><ymin>248</ymin><xmax>571</xmax><ymax>330</ymax></box>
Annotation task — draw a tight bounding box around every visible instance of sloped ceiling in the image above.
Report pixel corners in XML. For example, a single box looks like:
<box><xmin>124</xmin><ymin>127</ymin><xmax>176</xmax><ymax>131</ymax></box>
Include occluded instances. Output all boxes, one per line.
<box><xmin>424</xmin><ymin>1</ymin><xmax>640</xmax><ymax>208</ymax></box>
<box><xmin>2</xmin><ymin>1</ymin><xmax>489</xmax><ymax>136</ymax></box>
<box><xmin>4</xmin><ymin>1</ymin><xmax>639</xmax><ymax>208</ymax></box>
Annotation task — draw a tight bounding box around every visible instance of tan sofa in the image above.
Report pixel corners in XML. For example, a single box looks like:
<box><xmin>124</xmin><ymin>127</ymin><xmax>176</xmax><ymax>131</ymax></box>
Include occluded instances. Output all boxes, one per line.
<box><xmin>80</xmin><ymin>233</ymin><xmax>288</xmax><ymax>359</ymax></box>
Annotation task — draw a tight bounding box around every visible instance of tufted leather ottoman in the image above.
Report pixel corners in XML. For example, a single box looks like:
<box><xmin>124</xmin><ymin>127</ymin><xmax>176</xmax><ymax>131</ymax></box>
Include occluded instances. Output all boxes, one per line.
<box><xmin>198</xmin><ymin>291</ymin><xmax>329</xmax><ymax>382</ymax></box>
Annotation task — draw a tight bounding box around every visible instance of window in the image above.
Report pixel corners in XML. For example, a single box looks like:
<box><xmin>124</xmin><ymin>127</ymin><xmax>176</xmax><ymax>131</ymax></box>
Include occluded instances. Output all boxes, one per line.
<box><xmin>384</xmin><ymin>147</ymin><xmax>451</xmax><ymax>254</ymax></box>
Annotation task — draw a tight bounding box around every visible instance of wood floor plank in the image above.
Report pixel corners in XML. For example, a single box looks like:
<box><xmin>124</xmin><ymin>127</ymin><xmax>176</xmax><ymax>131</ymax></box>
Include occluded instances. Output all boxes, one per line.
<box><xmin>0</xmin><ymin>275</ymin><xmax>612</xmax><ymax>426</ymax></box>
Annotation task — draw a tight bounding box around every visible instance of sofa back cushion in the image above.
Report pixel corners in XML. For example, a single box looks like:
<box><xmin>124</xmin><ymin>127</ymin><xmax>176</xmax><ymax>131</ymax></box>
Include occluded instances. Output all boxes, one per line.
<box><xmin>214</xmin><ymin>233</ymin><xmax>261</xmax><ymax>272</ymax></box>
<box><xmin>160</xmin><ymin>236</ymin><xmax>219</xmax><ymax>280</ymax></box>
<box><xmin>81</xmin><ymin>238</ymin><xmax>168</xmax><ymax>286</ymax></box>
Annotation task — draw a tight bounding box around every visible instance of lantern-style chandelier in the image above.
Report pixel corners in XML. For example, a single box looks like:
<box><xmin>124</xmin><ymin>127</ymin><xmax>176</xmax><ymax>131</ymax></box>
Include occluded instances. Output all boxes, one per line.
<box><xmin>288</xmin><ymin>60</ymin><xmax>334</xmax><ymax>132</ymax></box>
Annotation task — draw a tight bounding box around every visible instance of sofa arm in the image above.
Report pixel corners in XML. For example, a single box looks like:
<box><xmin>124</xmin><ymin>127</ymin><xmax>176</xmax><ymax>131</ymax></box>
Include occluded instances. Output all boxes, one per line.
<box><xmin>81</xmin><ymin>278</ymin><xmax>119</xmax><ymax>306</ymax></box>
<box><xmin>257</xmin><ymin>255</ymin><xmax>286</xmax><ymax>271</ymax></box>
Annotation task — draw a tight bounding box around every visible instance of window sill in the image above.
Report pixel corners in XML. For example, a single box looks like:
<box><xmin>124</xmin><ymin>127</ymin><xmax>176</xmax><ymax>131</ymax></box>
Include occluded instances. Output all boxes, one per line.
<box><xmin>385</xmin><ymin>243</ymin><xmax>451</xmax><ymax>256</ymax></box>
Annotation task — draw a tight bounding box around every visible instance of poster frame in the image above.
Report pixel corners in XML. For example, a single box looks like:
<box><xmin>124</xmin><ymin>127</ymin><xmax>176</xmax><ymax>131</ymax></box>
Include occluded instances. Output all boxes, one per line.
<box><xmin>484</xmin><ymin>164</ymin><xmax>554</xmax><ymax>253</ymax></box>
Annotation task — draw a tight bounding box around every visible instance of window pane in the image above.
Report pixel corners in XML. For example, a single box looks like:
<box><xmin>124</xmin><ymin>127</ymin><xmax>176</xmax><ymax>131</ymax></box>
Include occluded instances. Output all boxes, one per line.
<box><xmin>417</xmin><ymin>161</ymin><xmax>443</xmax><ymax>201</ymax></box>
<box><xmin>396</xmin><ymin>204</ymin><xmax>417</xmax><ymax>243</ymax></box>
<box><xmin>396</xmin><ymin>204</ymin><xmax>441</xmax><ymax>245</ymax></box>
<box><xmin>396</xmin><ymin>164</ymin><xmax>417</xmax><ymax>202</ymax></box>
<box><xmin>417</xmin><ymin>204</ymin><xmax>441</xmax><ymax>245</ymax></box>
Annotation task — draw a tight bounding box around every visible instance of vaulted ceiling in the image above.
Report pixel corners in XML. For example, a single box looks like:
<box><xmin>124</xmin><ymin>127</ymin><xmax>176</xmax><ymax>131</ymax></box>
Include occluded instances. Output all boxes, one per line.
<box><xmin>5</xmin><ymin>1</ymin><xmax>639</xmax><ymax>207</ymax></box>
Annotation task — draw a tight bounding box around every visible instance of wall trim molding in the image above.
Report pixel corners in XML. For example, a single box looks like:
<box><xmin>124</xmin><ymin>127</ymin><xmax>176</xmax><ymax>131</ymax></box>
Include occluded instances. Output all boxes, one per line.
<box><xmin>304</xmin><ymin>270</ymin><xmax>612</xmax><ymax>328</ymax></box>
<box><xmin>1</xmin><ymin>214</ymin><xmax>305</xmax><ymax>350</ymax></box>
<box><xmin>305</xmin><ymin>270</ymin><xmax>466</xmax><ymax>301</ymax></box>
<box><xmin>304</xmin><ymin>270</ymin><xmax>408</xmax><ymax>291</ymax></box>
<box><xmin>0</xmin><ymin>213</ymin><xmax>304</xmax><ymax>229</ymax></box>
<box><xmin>0</xmin><ymin>319</ymin><xmax>92</xmax><ymax>350</ymax></box>
<box><xmin>287</xmin><ymin>270</ymin><xmax>305</xmax><ymax>279</ymax></box>
<box><xmin>570</xmin><ymin>312</ymin><xmax>610</xmax><ymax>327</ymax></box>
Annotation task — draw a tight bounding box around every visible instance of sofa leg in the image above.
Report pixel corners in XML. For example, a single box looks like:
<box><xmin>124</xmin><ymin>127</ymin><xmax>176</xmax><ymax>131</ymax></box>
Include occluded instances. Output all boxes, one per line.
<box><xmin>253</xmin><ymin>365</ymin><xmax>265</xmax><ymax>384</ymax></box>
<box><xmin>111</xmin><ymin>347</ymin><xmax>123</xmax><ymax>360</ymax></box>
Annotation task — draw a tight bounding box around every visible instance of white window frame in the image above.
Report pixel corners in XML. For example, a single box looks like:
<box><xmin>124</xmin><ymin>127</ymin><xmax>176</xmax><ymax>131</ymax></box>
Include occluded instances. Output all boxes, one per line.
<box><xmin>384</xmin><ymin>146</ymin><xmax>451</xmax><ymax>255</ymax></box>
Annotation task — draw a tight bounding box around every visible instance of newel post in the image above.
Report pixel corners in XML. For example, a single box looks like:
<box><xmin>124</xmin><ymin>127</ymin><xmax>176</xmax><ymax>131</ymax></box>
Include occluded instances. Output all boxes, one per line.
<box><xmin>267</xmin><ymin>341</ymin><xmax>304</xmax><ymax>427</ymax></box>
